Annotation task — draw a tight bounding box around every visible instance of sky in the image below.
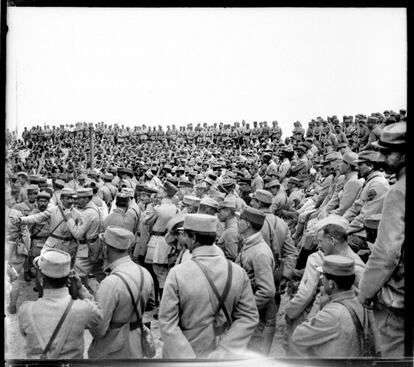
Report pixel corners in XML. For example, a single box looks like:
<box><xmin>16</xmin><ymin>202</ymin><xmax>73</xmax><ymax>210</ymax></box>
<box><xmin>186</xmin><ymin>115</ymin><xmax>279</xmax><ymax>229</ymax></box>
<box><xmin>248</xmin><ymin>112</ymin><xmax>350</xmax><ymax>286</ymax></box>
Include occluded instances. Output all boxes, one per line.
<box><xmin>6</xmin><ymin>7</ymin><xmax>407</xmax><ymax>138</ymax></box>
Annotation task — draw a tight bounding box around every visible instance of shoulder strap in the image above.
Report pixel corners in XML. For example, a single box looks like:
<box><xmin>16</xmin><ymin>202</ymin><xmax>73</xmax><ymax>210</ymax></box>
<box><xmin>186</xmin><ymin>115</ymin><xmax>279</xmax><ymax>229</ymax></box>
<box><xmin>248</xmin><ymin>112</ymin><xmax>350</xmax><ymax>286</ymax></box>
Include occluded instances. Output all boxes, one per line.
<box><xmin>192</xmin><ymin>258</ymin><xmax>233</xmax><ymax>327</ymax></box>
<box><xmin>112</xmin><ymin>267</ymin><xmax>145</xmax><ymax>326</ymax></box>
<box><xmin>41</xmin><ymin>298</ymin><xmax>74</xmax><ymax>358</ymax></box>
<box><xmin>335</xmin><ymin>300</ymin><xmax>364</xmax><ymax>352</ymax></box>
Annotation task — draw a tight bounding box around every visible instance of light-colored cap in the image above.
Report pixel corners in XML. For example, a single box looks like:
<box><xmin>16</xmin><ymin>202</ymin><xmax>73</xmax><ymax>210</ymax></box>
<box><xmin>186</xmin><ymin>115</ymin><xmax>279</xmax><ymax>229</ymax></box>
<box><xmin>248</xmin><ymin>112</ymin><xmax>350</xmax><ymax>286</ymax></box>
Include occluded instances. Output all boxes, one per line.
<box><xmin>27</xmin><ymin>184</ymin><xmax>40</xmax><ymax>193</ymax></box>
<box><xmin>99</xmin><ymin>226</ymin><xmax>135</xmax><ymax>250</ymax></box>
<box><xmin>342</xmin><ymin>151</ymin><xmax>359</xmax><ymax>166</ymax></box>
<box><xmin>316</xmin><ymin>214</ymin><xmax>349</xmax><ymax>233</ymax></box>
<box><xmin>355</xmin><ymin>150</ymin><xmax>381</xmax><ymax>163</ymax></box>
<box><xmin>37</xmin><ymin>191</ymin><xmax>51</xmax><ymax>199</ymax></box>
<box><xmin>34</xmin><ymin>248</ymin><xmax>70</xmax><ymax>278</ymax></box>
<box><xmin>218</xmin><ymin>198</ymin><xmax>237</xmax><ymax>210</ymax></box>
<box><xmin>166</xmin><ymin>214</ymin><xmax>185</xmax><ymax>232</ymax></box>
<box><xmin>372</xmin><ymin>121</ymin><xmax>406</xmax><ymax>150</ymax></box>
<box><xmin>61</xmin><ymin>188</ymin><xmax>76</xmax><ymax>197</ymax></box>
<box><xmin>240</xmin><ymin>206</ymin><xmax>266</xmax><ymax>226</ymax></box>
<box><xmin>199</xmin><ymin>197</ymin><xmax>219</xmax><ymax>210</ymax></box>
<box><xmin>183</xmin><ymin>213</ymin><xmax>218</xmax><ymax>233</ymax></box>
<box><xmin>182</xmin><ymin>195</ymin><xmax>201</xmax><ymax>207</ymax></box>
<box><xmin>249</xmin><ymin>189</ymin><xmax>273</xmax><ymax>205</ymax></box>
<box><xmin>121</xmin><ymin>187</ymin><xmax>134</xmax><ymax>198</ymax></box>
<box><xmin>76</xmin><ymin>188</ymin><xmax>93</xmax><ymax>198</ymax></box>
<box><xmin>316</xmin><ymin>255</ymin><xmax>355</xmax><ymax>276</ymax></box>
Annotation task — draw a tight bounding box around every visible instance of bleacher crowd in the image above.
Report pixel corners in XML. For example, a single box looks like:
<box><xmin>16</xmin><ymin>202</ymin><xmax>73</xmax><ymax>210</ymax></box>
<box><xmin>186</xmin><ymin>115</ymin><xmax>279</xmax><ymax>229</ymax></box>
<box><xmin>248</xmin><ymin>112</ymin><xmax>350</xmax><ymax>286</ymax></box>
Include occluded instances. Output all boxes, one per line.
<box><xmin>5</xmin><ymin>109</ymin><xmax>407</xmax><ymax>359</ymax></box>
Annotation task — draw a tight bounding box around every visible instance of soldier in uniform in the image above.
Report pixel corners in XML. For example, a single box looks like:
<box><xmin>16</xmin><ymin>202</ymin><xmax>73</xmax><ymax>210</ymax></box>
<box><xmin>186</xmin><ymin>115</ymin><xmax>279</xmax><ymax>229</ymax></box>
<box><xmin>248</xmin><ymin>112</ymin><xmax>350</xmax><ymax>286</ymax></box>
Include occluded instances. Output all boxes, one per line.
<box><xmin>66</xmin><ymin>188</ymin><xmax>103</xmax><ymax>286</ymax></box>
<box><xmin>291</xmin><ymin>255</ymin><xmax>367</xmax><ymax>357</ymax></box>
<box><xmin>88</xmin><ymin>227</ymin><xmax>153</xmax><ymax>359</ymax></box>
<box><xmin>102</xmin><ymin>192</ymin><xmax>135</xmax><ymax>232</ymax></box>
<box><xmin>358</xmin><ymin>122</ymin><xmax>406</xmax><ymax>357</ymax></box>
<box><xmin>236</xmin><ymin>206</ymin><xmax>276</xmax><ymax>355</ymax></box>
<box><xmin>6</xmin><ymin>186</ymin><xmax>31</xmax><ymax>314</ymax></box>
<box><xmin>216</xmin><ymin>198</ymin><xmax>239</xmax><ymax>261</ymax></box>
<box><xmin>159</xmin><ymin>214</ymin><xmax>259</xmax><ymax>358</ymax></box>
<box><xmin>18</xmin><ymin>248</ymin><xmax>102</xmax><ymax>359</ymax></box>
<box><xmin>13</xmin><ymin>184</ymin><xmax>39</xmax><ymax>215</ymax></box>
<box><xmin>143</xmin><ymin>182</ymin><xmax>180</xmax><ymax>306</ymax></box>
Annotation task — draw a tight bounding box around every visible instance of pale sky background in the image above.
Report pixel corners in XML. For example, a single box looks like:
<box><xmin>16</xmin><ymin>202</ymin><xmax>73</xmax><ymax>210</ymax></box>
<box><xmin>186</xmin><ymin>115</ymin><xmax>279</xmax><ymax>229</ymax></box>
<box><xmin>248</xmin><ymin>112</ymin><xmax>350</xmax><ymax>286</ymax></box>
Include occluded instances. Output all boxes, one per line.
<box><xmin>6</xmin><ymin>7</ymin><xmax>407</xmax><ymax>139</ymax></box>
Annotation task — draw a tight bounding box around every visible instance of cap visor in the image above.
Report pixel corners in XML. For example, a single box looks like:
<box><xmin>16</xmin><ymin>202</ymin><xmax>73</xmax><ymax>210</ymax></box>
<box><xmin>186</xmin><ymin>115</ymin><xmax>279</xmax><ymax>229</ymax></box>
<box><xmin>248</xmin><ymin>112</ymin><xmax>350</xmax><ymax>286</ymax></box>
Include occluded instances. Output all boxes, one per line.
<box><xmin>316</xmin><ymin>266</ymin><xmax>323</xmax><ymax>273</ymax></box>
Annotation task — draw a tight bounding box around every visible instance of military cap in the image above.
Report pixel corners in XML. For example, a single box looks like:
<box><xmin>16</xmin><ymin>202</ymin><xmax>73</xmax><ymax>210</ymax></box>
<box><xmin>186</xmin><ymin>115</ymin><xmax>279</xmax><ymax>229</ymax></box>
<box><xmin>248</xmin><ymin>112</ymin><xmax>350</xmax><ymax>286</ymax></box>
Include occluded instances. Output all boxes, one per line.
<box><xmin>60</xmin><ymin>188</ymin><xmax>76</xmax><ymax>197</ymax></box>
<box><xmin>27</xmin><ymin>184</ymin><xmax>40</xmax><ymax>193</ymax></box>
<box><xmin>164</xmin><ymin>181</ymin><xmax>179</xmax><ymax>195</ymax></box>
<box><xmin>323</xmin><ymin>151</ymin><xmax>342</xmax><ymax>163</ymax></box>
<box><xmin>316</xmin><ymin>255</ymin><xmax>355</xmax><ymax>277</ymax></box>
<box><xmin>316</xmin><ymin>214</ymin><xmax>349</xmax><ymax>233</ymax></box>
<box><xmin>288</xmin><ymin>177</ymin><xmax>302</xmax><ymax>186</ymax></box>
<box><xmin>265</xmin><ymin>179</ymin><xmax>281</xmax><ymax>189</ymax></box>
<box><xmin>103</xmin><ymin>173</ymin><xmax>114</xmax><ymax>181</ymax></box>
<box><xmin>121</xmin><ymin>187</ymin><xmax>134</xmax><ymax>198</ymax></box>
<box><xmin>38</xmin><ymin>176</ymin><xmax>47</xmax><ymax>184</ymax></box>
<box><xmin>355</xmin><ymin>150</ymin><xmax>381</xmax><ymax>163</ymax></box>
<box><xmin>176</xmin><ymin>166</ymin><xmax>185</xmax><ymax>172</ymax></box>
<box><xmin>342</xmin><ymin>150</ymin><xmax>359</xmax><ymax>166</ymax></box>
<box><xmin>262</xmin><ymin>152</ymin><xmax>272</xmax><ymax>158</ymax></box>
<box><xmin>34</xmin><ymin>248</ymin><xmax>71</xmax><ymax>278</ymax></box>
<box><xmin>99</xmin><ymin>226</ymin><xmax>135</xmax><ymax>250</ymax></box>
<box><xmin>199</xmin><ymin>197</ymin><xmax>219</xmax><ymax>210</ymax></box>
<box><xmin>178</xmin><ymin>180</ymin><xmax>194</xmax><ymax>189</ymax></box>
<box><xmin>116</xmin><ymin>192</ymin><xmax>130</xmax><ymax>205</ymax></box>
<box><xmin>88</xmin><ymin>169</ymin><xmax>100</xmax><ymax>177</ymax></box>
<box><xmin>240</xmin><ymin>206</ymin><xmax>266</xmax><ymax>226</ymax></box>
<box><xmin>337</xmin><ymin>143</ymin><xmax>348</xmax><ymax>149</ymax></box>
<box><xmin>183</xmin><ymin>213</ymin><xmax>218</xmax><ymax>233</ymax></box>
<box><xmin>364</xmin><ymin>213</ymin><xmax>382</xmax><ymax>230</ymax></box>
<box><xmin>367</xmin><ymin>116</ymin><xmax>379</xmax><ymax>124</ymax></box>
<box><xmin>29</xmin><ymin>175</ymin><xmax>41</xmax><ymax>183</ymax></box>
<box><xmin>76</xmin><ymin>188</ymin><xmax>93</xmax><ymax>197</ymax></box>
<box><xmin>249</xmin><ymin>189</ymin><xmax>273</xmax><ymax>204</ymax></box>
<box><xmin>166</xmin><ymin>214</ymin><xmax>185</xmax><ymax>233</ymax></box>
<box><xmin>194</xmin><ymin>182</ymin><xmax>207</xmax><ymax>190</ymax></box>
<box><xmin>218</xmin><ymin>198</ymin><xmax>237</xmax><ymax>210</ymax></box>
<box><xmin>210</xmin><ymin>191</ymin><xmax>226</xmax><ymax>203</ymax></box>
<box><xmin>295</xmin><ymin>145</ymin><xmax>307</xmax><ymax>154</ymax></box>
<box><xmin>222</xmin><ymin>177</ymin><xmax>236</xmax><ymax>187</ymax></box>
<box><xmin>204</xmin><ymin>177</ymin><xmax>215</xmax><ymax>186</ymax></box>
<box><xmin>281</xmin><ymin>145</ymin><xmax>294</xmax><ymax>153</ymax></box>
<box><xmin>238</xmin><ymin>177</ymin><xmax>252</xmax><ymax>185</ymax></box>
<box><xmin>182</xmin><ymin>195</ymin><xmax>201</xmax><ymax>207</ymax></box>
<box><xmin>372</xmin><ymin>122</ymin><xmax>406</xmax><ymax>150</ymax></box>
<box><xmin>17</xmin><ymin>171</ymin><xmax>29</xmax><ymax>178</ymax></box>
<box><xmin>37</xmin><ymin>191</ymin><xmax>51</xmax><ymax>199</ymax></box>
<box><xmin>54</xmin><ymin>179</ymin><xmax>65</xmax><ymax>189</ymax></box>
<box><xmin>142</xmin><ymin>185</ymin><xmax>159</xmax><ymax>195</ymax></box>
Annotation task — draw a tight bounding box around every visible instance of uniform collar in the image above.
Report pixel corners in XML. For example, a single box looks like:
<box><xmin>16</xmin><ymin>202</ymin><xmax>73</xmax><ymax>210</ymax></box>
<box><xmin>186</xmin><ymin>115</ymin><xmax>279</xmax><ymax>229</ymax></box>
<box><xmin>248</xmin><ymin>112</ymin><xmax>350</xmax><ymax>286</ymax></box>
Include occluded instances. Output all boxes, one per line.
<box><xmin>329</xmin><ymin>289</ymin><xmax>356</xmax><ymax>303</ymax></box>
<box><xmin>241</xmin><ymin>232</ymin><xmax>264</xmax><ymax>250</ymax></box>
<box><xmin>192</xmin><ymin>245</ymin><xmax>222</xmax><ymax>258</ymax></box>
<box><xmin>42</xmin><ymin>287</ymin><xmax>70</xmax><ymax>299</ymax></box>
<box><xmin>106</xmin><ymin>255</ymin><xmax>131</xmax><ymax>272</ymax></box>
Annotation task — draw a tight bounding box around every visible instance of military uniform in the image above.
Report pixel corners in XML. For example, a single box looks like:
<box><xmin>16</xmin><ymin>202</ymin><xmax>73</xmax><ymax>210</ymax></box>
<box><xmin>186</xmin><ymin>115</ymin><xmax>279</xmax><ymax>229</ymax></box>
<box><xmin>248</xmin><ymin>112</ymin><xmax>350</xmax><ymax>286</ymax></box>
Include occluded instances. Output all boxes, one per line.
<box><xmin>216</xmin><ymin>216</ymin><xmax>239</xmax><ymax>261</ymax></box>
<box><xmin>89</xmin><ymin>256</ymin><xmax>153</xmax><ymax>358</ymax></box>
<box><xmin>159</xmin><ymin>215</ymin><xmax>258</xmax><ymax>359</ymax></box>
<box><xmin>18</xmin><ymin>248</ymin><xmax>102</xmax><ymax>359</ymax></box>
<box><xmin>67</xmin><ymin>198</ymin><xmax>102</xmax><ymax>278</ymax></box>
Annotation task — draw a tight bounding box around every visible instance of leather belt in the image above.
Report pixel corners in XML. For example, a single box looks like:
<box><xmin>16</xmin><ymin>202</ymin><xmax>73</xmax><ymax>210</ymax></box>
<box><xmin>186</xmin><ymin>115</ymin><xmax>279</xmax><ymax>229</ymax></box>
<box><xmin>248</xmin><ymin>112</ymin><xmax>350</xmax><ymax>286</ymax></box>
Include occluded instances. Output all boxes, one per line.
<box><xmin>31</xmin><ymin>235</ymin><xmax>48</xmax><ymax>240</ymax></box>
<box><xmin>49</xmin><ymin>233</ymin><xmax>74</xmax><ymax>241</ymax></box>
<box><xmin>109</xmin><ymin>320</ymin><xmax>140</xmax><ymax>331</ymax></box>
<box><xmin>79</xmin><ymin>236</ymin><xmax>99</xmax><ymax>244</ymax></box>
